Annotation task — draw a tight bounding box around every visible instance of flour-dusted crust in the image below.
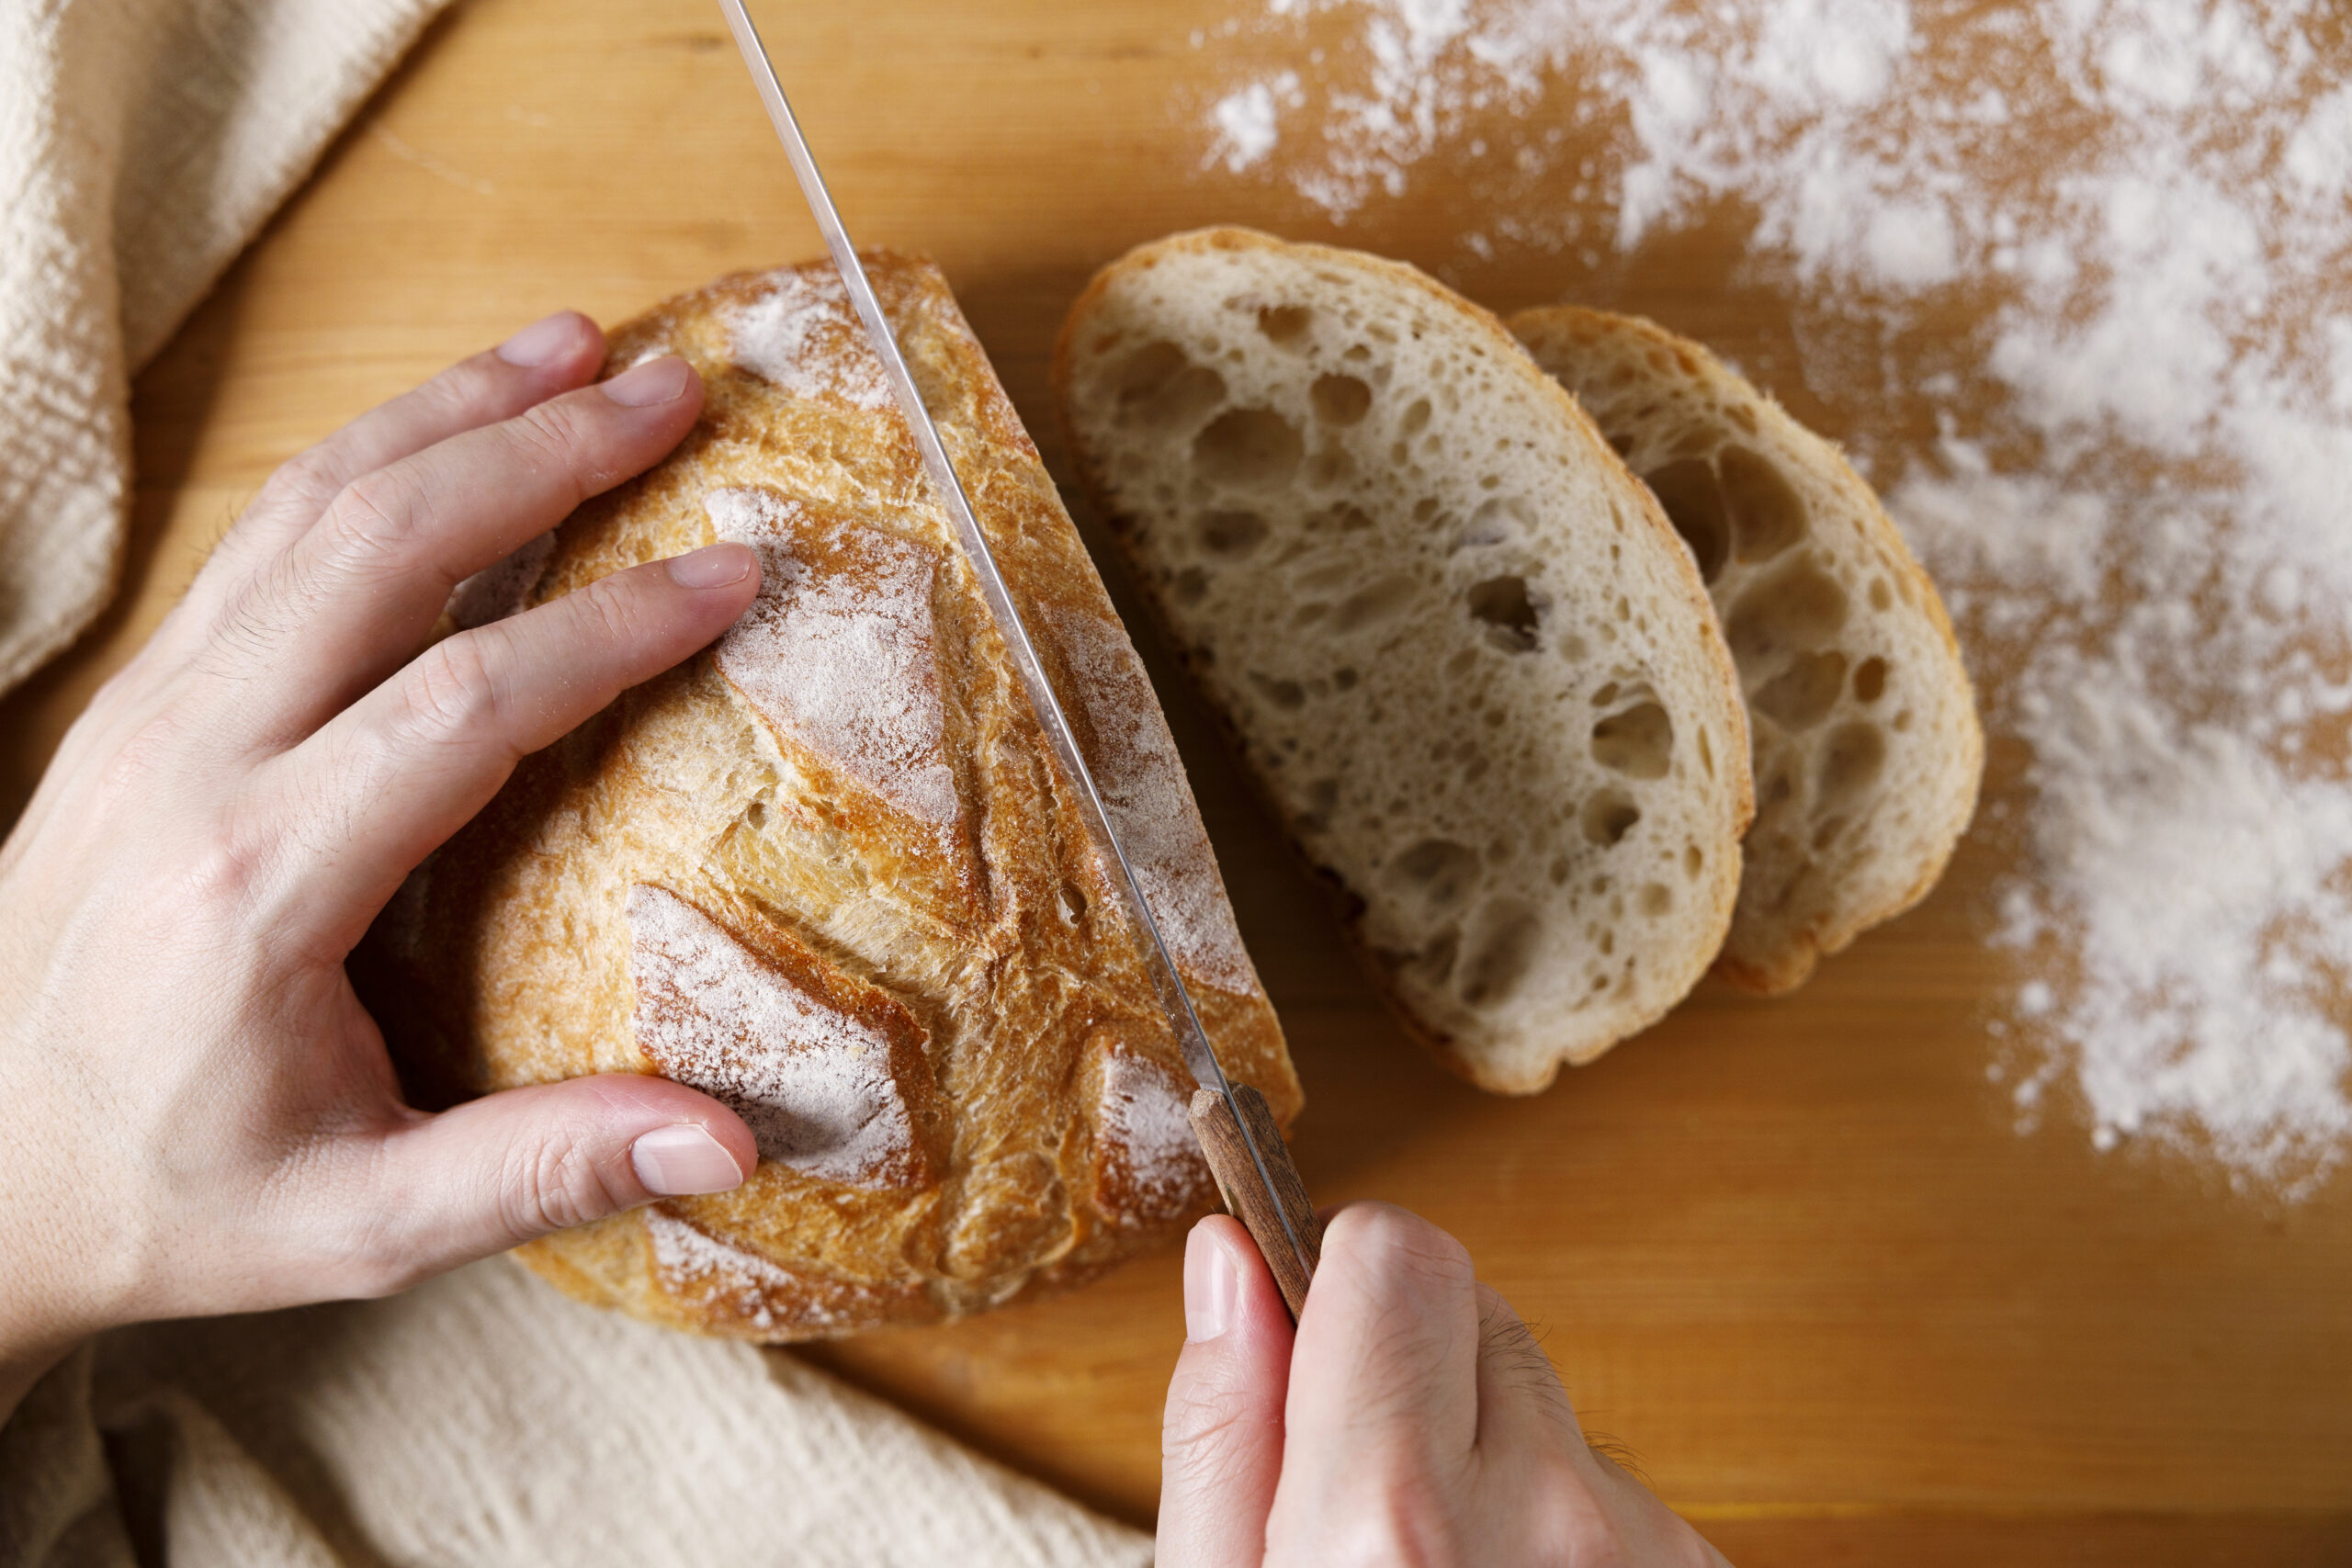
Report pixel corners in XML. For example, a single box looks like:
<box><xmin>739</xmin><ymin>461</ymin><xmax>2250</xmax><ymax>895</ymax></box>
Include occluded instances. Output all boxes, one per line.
<box><xmin>1052</xmin><ymin>230</ymin><xmax>1753</xmax><ymax>1093</ymax></box>
<box><xmin>1510</xmin><ymin>307</ymin><xmax>1983</xmax><ymax>993</ymax></box>
<box><xmin>362</xmin><ymin>255</ymin><xmax>1296</xmax><ymax>1340</ymax></box>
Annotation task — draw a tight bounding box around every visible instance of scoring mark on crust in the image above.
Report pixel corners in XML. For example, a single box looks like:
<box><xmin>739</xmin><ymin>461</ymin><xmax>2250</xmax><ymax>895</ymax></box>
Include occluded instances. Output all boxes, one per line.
<box><xmin>625</xmin><ymin>884</ymin><xmax>932</xmax><ymax>1190</ymax></box>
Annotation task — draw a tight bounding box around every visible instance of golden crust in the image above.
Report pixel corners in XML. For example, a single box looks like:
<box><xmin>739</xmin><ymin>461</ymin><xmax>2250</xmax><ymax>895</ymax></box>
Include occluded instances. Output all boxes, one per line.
<box><xmin>362</xmin><ymin>255</ymin><xmax>1298</xmax><ymax>1340</ymax></box>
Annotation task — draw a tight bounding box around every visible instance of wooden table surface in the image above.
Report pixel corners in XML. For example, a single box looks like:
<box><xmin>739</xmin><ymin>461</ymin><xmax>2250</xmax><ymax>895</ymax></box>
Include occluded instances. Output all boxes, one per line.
<box><xmin>7</xmin><ymin>0</ymin><xmax>2348</xmax><ymax>1560</ymax></box>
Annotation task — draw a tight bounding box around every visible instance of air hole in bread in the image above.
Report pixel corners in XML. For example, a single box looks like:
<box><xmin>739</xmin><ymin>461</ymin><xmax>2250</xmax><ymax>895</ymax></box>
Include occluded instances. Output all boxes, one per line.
<box><xmin>1684</xmin><ymin>842</ymin><xmax>1704</xmax><ymax>878</ymax></box>
<box><xmin>1893</xmin><ymin>708</ymin><xmax>1914</xmax><ymax>731</ymax></box>
<box><xmin>1258</xmin><ymin>303</ymin><xmax>1314</xmax><ymax>345</ymax></box>
<box><xmin>744</xmin><ymin>801</ymin><xmax>770</xmax><ymax>829</ymax></box>
<box><xmin>1720</xmin><ymin>446</ymin><xmax>1808</xmax><ymax>562</ymax></box>
<box><xmin>1753</xmin><ymin>649</ymin><xmax>1848</xmax><ymax>731</ymax></box>
<box><xmin>1582</xmin><ymin>790</ymin><xmax>1641</xmax><ymax>846</ymax></box>
<box><xmin>1334</xmin><ymin>667</ymin><xmax>1359</xmax><ymax>690</ymax></box>
<box><xmin>1597</xmin><ymin>927</ymin><xmax>1616</xmax><ymax>956</ymax></box>
<box><xmin>1117</xmin><ymin>341</ymin><xmax>1227</xmax><ymax>432</ymax></box>
<box><xmin>1413</xmin><ymin>925</ymin><xmax>1460</xmax><ymax>985</ymax></box>
<box><xmin>1250</xmin><ymin>673</ymin><xmax>1307</xmax><ymax>710</ymax></box>
<box><xmin>1868</xmin><ymin>578</ymin><xmax>1894</xmax><ymax>611</ymax></box>
<box><xmin>1195</xmin><ymin>407</ymin><xmax>1305</xmax><ymax>489</ymax></box>
<box><xmin>1171</xmin><ymin>567</ymin><xmax>1208</xmax><ymax>606</ymax></box>
<box><xmin>1852</xmin><ymin>656</ymin><xmax>1889</xmax><ymax>703</ymax></box>
<box><xmin>1465</xmin><ymin>575</ymin><xmax>1541</xmax><ymax>650</ymax></box>
<box><xmin>1399</xmin><ymin>397</ymin><xmax>1433</xmax><ymax>434</ymax></box>
<box><xmin>1293</xmin><ymin>601</ymin><xmax>1328</xmax><ymax>626</ymax></box>
<box><xmin>1388</xmin><ymin>838</ymin><xmax>1482</xmax><ymax>909</ymax></box>
<box><xmin>1334</xmin><ymin>574</ymin><xmax>1416</xmax><ymax>632</ymax></box>
<box><xmin>1306</xmin><ymin>446</ymin><xmax>1359</xmax><ymax>487</ymax></box>
<box><xmin>1314</xmin><ymin>501</ymin><xmax>1376</xmax><ymax>534</ymax></box>
<box><xmin>1199</xmin><ymin>510</ymin><xmax>1269</xmax><ymax>557</ymax></box>
<box><xmin>1311</xmin><ymin>373</ymin><xmax>1374</xmax><ymax>424</ymax></box>
<box><xmin>1590</xmin><ymin>701</ymin><xmax>1674</xmax><ymax>778</ymax></box>
<box><xmin>1639</xmin><ymin>882</ymin><xmax>1674</xmax><ymax>917</ymax></box>
<box><xmin>1058</xmin><ymin>883</ymin><xmax>1088</xmax><ymax>923</ymax></box>
<box><xmin>1818</xmin><ymin>722</ymin><xmax>1887</xmax><ymax>806</ymax></box>
<box><xmin>1726</xmin><ymin>554</ymin><xmax>1850</xmax><ymax>664</ymax></box>
<box><xmin>1643</xmin><ymin>458</ymin><xmax>1730</xmax><ymax>582</ymax></box>
<box><xmin>1812</xmin><ymin>814</ymin><xmax>1849</xmax><ymax>851</ymax></box>
<box><xmin>1457</xmin><ymin>900</ymin><xmax>1539</xmax><ymax>1006</ymax></box>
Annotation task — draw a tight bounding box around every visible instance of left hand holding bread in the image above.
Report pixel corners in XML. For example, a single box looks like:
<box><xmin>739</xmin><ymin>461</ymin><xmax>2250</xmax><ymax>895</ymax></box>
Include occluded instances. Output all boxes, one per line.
<box><xmin>0</xmin><ymin>310</ymin><xmax>763</xmax><ymax>1422</ymax></box>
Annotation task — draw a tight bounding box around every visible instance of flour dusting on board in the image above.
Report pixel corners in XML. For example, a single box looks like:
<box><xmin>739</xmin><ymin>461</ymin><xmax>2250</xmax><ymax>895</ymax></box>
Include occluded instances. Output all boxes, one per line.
<box><xmin>626</xmin><ymin>884</ymin><xmax>922</xmax><ymax>1189</ymax></box>
<box><xmin>1190</xmin><ymin>0</ymin><xmax>2352</xmax><ymax>1192</ymax></box>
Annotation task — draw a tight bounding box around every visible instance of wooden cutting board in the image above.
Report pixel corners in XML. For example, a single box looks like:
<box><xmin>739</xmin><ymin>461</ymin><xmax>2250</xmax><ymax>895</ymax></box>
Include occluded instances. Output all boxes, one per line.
<box><xmin>5</xmin><ymin>0</ymin><xmax>2346</xmax><ymax>1560</ymax></box>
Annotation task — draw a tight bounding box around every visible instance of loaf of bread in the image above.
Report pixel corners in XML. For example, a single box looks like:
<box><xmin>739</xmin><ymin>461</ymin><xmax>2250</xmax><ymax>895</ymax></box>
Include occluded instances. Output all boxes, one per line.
<box><xmin>1051</xmin><ymin>230</ymin><xmax>1753</xmax><ymax>1094</ymax></box>
<box><xmin>360</xmin><ymin>254</ymin><xmax>1300</xmax><ymax>1340</ymax></box>
<box><xmin>1510</xmin><ymin>307</ymin><xmax>1982</xmax><ymax>993</ymax></box>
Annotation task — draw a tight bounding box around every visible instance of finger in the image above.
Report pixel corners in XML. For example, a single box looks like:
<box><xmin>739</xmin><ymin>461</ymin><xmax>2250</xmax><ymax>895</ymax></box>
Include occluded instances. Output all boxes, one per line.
<box><xmin>1284</xmin><ymin>1202</ymin><xmax>1483</xmax><ymax>1461</ymax></box>
<box><xmin>1157</xmin><ymin>1217</ymin><xmax>1295</xmax><ymax>1568</ymax></box>
<box><xmin>1472</xmin><ymin>1282</ymin><xmax>1585</xmax><ymax>1456</ymax></box>
<box><xmin>338</xmin><ymin>1072</ymin><xmax>758</xmax><ymax>1296</ymax></box>
<box><xmin>262</xmin><ymin>542</ymin><xmax>759</xmax><ymax>957</ymax></box>
<box><xmin>183</xmin><ymin>312</ymin><xmax>610</xmax><ymax>628</ymax></box>
<box><xmin>215</xmin><ymin>354</ymin><xmax>705</xmax><ymax>751</ymax></box>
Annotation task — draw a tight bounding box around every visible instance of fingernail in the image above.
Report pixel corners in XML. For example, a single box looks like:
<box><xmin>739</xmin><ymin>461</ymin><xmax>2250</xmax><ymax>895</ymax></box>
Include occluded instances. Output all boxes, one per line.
<box><xmin>601</xmin><ymin>355</ymin><xmax>693</xmax><ymax>407</ymax></box>
<box><xmin>666</xmin><ymin>542</ymin><xmax>755</xmax><ymax>590</ymax></box>
<box><xmin>631</xmin><ymin>1125</ymin><xmax>744</xmax><ymax>1195</ymax></box>
<box><xmin>495</xmin><ymin>311</ymin><xmax>582</xmax><ymax>367</ymax></box>
<box><xmin>1184</xmin><ymin>1227</ymin><xmax>1238</xmax><ymax>1343</ymax></box>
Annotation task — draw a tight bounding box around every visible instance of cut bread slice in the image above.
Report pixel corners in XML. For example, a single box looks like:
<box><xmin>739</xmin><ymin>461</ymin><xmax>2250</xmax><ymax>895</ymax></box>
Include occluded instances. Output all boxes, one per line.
<box><xmin>1054</xmin><ymin>230</ymin><xmax>1752</xmax><ymax>1093</ymax></box>
<box><xmin>1510</xmin><ymin>306</ymin><xmax>1983</xmax><ymax>994</ymax></box>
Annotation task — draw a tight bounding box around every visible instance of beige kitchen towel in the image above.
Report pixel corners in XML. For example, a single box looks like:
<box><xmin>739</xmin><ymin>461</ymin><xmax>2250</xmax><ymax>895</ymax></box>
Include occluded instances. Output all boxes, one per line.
<box><xmin>1</xmin><ymin>1256</ymin><xmax>1154</xmax><ymax>1567</ymax></box>
<box><xmin>0</xmin><ymin>0</ymin><xmax>453</xmax><ymax>694</ymax></box>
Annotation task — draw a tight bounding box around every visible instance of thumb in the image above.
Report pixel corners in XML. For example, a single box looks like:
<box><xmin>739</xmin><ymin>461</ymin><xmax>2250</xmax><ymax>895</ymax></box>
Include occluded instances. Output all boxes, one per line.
<box><xmin>1157</xmin><ymin>1216</ymin><xmax>1295</xmax><ymax>1568</ymax></box>
<box><xmin>347</xmin><ymin>1073</ymin><xmax>756</xmax><ymax>1292</ymax></box>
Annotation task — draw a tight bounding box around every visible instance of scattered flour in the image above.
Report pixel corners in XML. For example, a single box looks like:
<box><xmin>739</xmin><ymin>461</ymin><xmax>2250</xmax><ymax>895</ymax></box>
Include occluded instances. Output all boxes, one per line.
<box><xmin>642</xmin><ymin>1210</ymin><xmax>896</xmax><ymax>1334</ymax></box>
<box><xmin>707</xmin><ymin>487</ymin><xmax>963</xmax><ymax>834</ymax></box>
<box><xmin>726</xmin><ymin>266</ymin><xmax>893</xmax><ymax>409</ymax></box>
<box><xmin>626</xmin><ymin>883</ymin><xmax>922</xmax><ymax>1188</ymax></box>
<box><xmin>1190</xmin><ymin>0</ymin><xmax>2352</xmax><ymax>1193</ymax></box>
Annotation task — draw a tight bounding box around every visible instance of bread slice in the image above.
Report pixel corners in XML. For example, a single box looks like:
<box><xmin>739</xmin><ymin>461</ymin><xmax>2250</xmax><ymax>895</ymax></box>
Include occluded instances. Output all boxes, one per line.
<box><xmin>1053</xmin><ymin>230</ymin><xmax>1752</xmax><ymax>1093</ymax></box>
<box><xmin>360</xmin><ymin>254</ymin><xmax>1299</xmax><ymax>1340</ymax></box>
<box><xmin>1510</xmin><ymin>307</ymin><xmax>1983</xmax><ymax>993</ymax></box>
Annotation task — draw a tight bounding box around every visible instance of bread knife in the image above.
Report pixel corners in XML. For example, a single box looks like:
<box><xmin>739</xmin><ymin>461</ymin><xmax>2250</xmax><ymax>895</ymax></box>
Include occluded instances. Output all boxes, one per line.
<box><xmin>715</xmin><ymin>0</ymin><xmax>1323</xmax><ymax>1320</ymax></box>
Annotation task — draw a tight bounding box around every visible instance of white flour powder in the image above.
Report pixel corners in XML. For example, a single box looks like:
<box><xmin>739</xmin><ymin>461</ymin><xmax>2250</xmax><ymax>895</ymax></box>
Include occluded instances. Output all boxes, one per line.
<box><xmin>1191</xmin><ymin>0</ymin><xmax>2352</xmax><ymax>1193</ymax></box>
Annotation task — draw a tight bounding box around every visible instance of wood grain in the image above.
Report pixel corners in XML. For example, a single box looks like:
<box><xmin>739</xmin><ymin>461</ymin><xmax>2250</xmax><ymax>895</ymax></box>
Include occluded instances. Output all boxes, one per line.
<box><xmin>1191</xmin><ymin>1085</ymin><xmax>1324</xmax><ymax>1318</ymax></box>
<box><xmin>4</xmin><ymin>0</ymin><xmax>2347</xmax><ymax>1557</ymax></box>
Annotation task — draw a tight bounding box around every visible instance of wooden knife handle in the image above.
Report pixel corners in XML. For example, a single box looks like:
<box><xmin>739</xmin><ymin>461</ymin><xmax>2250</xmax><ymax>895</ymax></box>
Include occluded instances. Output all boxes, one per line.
<box><xmin>1190</xmin><ymin>1085</ymin><xmax>1322</xmax><ymax>1321</ymax></box>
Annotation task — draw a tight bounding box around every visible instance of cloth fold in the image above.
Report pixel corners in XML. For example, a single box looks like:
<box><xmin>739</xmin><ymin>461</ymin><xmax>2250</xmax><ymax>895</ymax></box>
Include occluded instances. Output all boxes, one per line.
<box><xmin>0</xmin><ymin>0</ymin><xmax>451</xmax><ymax>693</ymax></box>
<box><xmin>2</xmin><ymin>1258</ymin><xmax>1152</xmax><ymax>1567</ymax></box>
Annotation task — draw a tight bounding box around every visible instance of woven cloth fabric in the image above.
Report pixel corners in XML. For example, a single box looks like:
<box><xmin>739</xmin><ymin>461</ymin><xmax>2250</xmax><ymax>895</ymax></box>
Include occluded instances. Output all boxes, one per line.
<box><xmin>0</xmin><ymin>0</ymin><xmax>455</xmax><ymax>691</ymax></box>
<box><xmin>0</xmin><ymin>1257</ymin><xmax>1152</xmax><ymax>1567</ymax></box>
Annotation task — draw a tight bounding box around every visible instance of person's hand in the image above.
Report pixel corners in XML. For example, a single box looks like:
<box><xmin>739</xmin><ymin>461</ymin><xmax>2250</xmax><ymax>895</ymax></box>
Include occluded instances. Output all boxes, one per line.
<box><xmin>1158</xmin><ymin>1202</ymin><xmax>1732</xmax><ymax>1565</ymax></box>
<box><xmin>0</xmin><ymin>311</ymin><xmax>763</xmax><ymax>1418</ymax></box>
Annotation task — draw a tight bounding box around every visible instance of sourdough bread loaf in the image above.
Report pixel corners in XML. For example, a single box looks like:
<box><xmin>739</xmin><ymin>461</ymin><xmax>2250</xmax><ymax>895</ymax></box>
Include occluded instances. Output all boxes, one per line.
<box><xmin>361</xmin><ymin>254</ymin><xmax>1299</xmax><ymax>1340</ymax></box>
<box><xmin>1052</xmin><ymin>230</ymin><xmax>1752</xmax><ymax>1093</ymax></box>
<box><xmin>1510</xmin><ymin>307</ymin><xmax>1983</xmax><ymax>993</ymax></box>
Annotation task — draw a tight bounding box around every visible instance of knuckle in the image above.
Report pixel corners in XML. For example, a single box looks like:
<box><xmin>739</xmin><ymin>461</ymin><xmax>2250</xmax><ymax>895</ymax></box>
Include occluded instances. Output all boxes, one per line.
<box><xmin>400</xmin><ymin>634</ymin><xmax>503</xmax><ymax>742</ymax></box>
<box><xmin>1329</xmin><ymin>1202</ymin><xmax>1475</xmax><ymax>1288</ymax></box>
<box><xmin>498</xmin><ymin>1136</ymin><xmax>627</xmax><ymax>1237</ymax></box>
<box><xmin>254</xmin><ymin>446</ymin><xmax>345</xmax><ymax>518</ymax></box>
<box><xmin>1160</xmin><ymin>1376</ymin><xmax>1268</xmax><ymax>1473</ymax></box>
<box><xmin>509</xmin><ymin>399</ymin><xmax>597</xmax><ymax>484</ymax></box>
<box><xmin>1319</xmin><ymin>1465</ymin><xmax>1460</xmax><ymax>1568</ymax></box>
